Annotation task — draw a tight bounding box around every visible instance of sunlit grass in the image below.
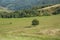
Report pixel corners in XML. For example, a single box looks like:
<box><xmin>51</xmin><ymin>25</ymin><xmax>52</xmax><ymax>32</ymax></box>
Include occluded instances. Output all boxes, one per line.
<box><xmin>0</xmin><ymin>14</ymin><xmax>60</xmax><ymax>40</ymax></box>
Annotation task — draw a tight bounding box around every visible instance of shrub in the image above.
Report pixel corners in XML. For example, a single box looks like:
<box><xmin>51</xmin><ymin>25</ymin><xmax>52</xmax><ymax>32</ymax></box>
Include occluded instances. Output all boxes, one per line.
<box><xmin>32</xmin><ymin>19</ymin><xmax>39</xmax><ymax>26</ymax></box>
<box><xmin>43</xmin><ymin>12</ymin><xmax>51</xmax><ymax>16</ymax></box>
<box><xmin>9</xmin><ymin>22</ymin><xmax>12</xmax><ymax>24</ymax></box>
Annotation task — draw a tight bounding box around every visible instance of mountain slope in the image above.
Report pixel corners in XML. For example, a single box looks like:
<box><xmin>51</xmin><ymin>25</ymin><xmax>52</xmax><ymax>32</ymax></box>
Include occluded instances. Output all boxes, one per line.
<box><xmin>0</xmin><ymin>0</ymin><xmax>60</xmax><ymax>10</ymax></box>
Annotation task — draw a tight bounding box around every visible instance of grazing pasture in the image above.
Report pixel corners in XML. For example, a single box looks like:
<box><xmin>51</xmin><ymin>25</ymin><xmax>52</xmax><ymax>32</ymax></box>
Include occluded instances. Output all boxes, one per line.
<box><xmin>0</xmin><ymin>14</ymin><xmax>60</xmax><ymax>40</ymax></box>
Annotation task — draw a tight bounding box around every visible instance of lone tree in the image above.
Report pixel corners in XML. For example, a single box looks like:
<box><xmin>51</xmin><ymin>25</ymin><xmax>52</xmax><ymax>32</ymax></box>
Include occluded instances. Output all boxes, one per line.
<box><xmin>32</xmin><ymin>19</ymin><xmax>39</xmax><ymax>26</ymax></box>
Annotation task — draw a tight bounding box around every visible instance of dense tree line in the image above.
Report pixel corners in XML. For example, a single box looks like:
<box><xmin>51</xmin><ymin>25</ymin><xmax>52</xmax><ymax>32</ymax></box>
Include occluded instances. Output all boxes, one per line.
<box><xmin>0</xmin><ymin>5</ymin><xmax>60</xmax><ymax>18</ymax></box>
<box><xmin>0</xmin><ymin>10</ymin><xmax>39</xmax><ymax>18</ymax></box>
<box><xmin>0</xmin><ymin>9</ymin><xmax>60</xmax><ymax>18</ymax></box>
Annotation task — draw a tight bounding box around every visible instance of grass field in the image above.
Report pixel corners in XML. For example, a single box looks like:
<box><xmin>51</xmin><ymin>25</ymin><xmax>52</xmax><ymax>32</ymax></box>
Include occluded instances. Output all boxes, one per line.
<box><xmin>0</xmin><ymin>14</ymin><xmax>60</xmax><ymax>40</ymax></box>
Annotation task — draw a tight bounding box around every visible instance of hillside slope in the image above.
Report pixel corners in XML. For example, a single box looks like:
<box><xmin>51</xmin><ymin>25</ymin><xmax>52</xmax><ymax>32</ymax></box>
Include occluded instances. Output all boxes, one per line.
<box><xmin>37</xmin><ymin>4</ymin><xmax>60</xmax><ymax>15</ymax></box>
<box><xmin>0</xmin><ymin>7</ymin><xmax>13</xmax><ymax>13</ymax></box>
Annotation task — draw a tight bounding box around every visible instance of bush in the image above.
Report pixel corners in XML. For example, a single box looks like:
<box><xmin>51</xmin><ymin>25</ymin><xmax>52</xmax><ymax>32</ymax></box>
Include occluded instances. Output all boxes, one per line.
<box><xmin>43</xmin><ymin>12</ymin><xmax>51</xmax><ymax>16</ymax></box>
<box><xmin>9</xmin><ymin>22</ymin><xmax>12</xmax><ymax>24</ymax></box>
<box><xmin>32</xmin><ymin>19</ymin><xmax>39</xmax><ymax>26</ymax></box>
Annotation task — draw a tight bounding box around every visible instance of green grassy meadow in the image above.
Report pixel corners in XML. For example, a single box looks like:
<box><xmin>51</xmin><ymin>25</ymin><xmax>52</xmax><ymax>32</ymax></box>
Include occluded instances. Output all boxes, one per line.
<box><xmin>0</xmin><ymin>14</ymin><xmax>60</xmax><ymax>40</ymax></box>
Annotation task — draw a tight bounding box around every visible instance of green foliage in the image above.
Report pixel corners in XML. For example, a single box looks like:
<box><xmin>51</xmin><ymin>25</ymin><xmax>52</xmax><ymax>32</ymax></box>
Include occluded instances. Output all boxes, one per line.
<box><xmin>52</xmin><ymin>8</ymin><xmax>60</xmax><ymax>15</ymax></box>
<box><xmin>32</xmin><ymin>19</ymin><xmax>39</xmax><ymax>26</ymax></box>
<box><xmin>0</xmin><ymin>5</ymin><xmax>60</xmax><ymax>18</ymax></box>
<box><xmin>43</xmin><ymin>12</ymin><xmax>51</xmax><ymax>16</ymax></box>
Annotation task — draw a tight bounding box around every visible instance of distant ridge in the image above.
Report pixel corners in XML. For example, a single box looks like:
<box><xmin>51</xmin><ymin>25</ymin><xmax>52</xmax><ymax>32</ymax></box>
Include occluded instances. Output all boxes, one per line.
<box><xmin>0</xmin><ymin>0</ymin><xmax>60</xmax><ymax>10</ymax></box>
